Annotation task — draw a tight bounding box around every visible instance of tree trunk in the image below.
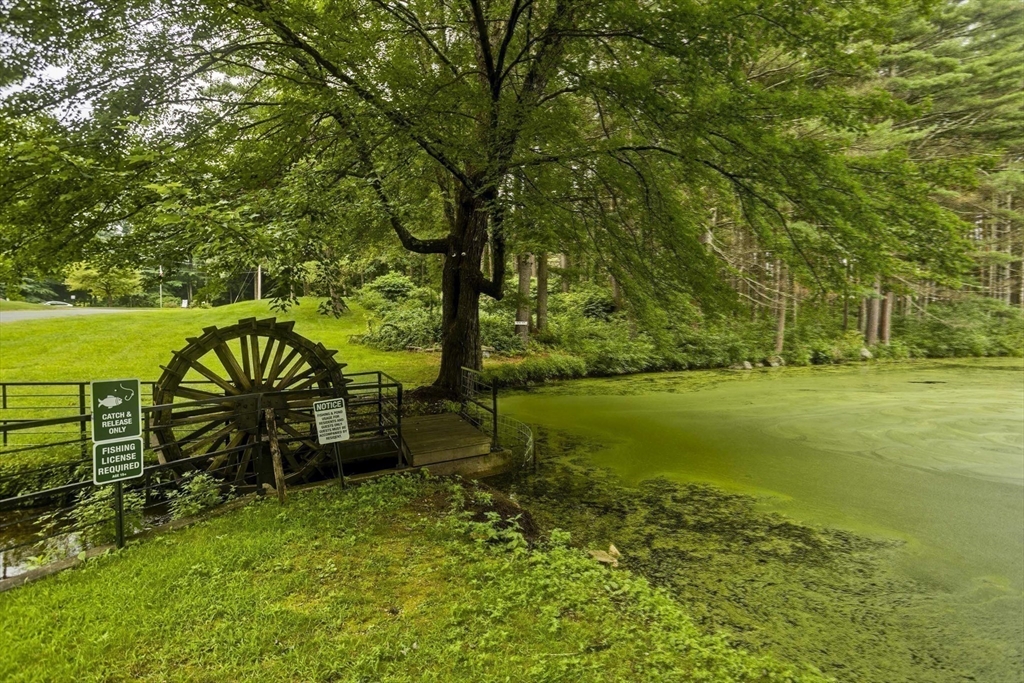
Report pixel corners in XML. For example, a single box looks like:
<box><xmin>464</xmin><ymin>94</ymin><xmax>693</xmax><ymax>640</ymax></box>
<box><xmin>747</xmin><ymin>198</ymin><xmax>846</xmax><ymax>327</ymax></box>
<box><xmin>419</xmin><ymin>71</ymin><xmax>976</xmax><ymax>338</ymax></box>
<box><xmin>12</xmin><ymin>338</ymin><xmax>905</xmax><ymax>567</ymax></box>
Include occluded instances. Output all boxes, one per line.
<box><xmin>516</xmin><ymin>254</ymin><xmax>531</xmax><ymax>344</ymax></box>
<box><xmin>791</xmin><ymin>276</ymin><xmax>798</xmax><ymax>328</ymax></box>
<box><xmin>609</xmin><ymin>274</ymin><xmax>623</xmax><ymax>309</ymax></box>
<box><xmin>858</xmin><ymin>297</ymin><xmax>866</xmax><ymax>333</ymax></box>
<box><xmin>880</xmin><ymin>291</ymin><xmax>894</xmax><ymax>345</ymax></box>
<box><xmin>560</xmin><ymin>253</ymin><xmax>570</xmax><ymax>292</ymax></box>
<box><xmin>536</xmin><ymin>252</ymin><xmax>548</xmax><ymax>332</ymax></box>
<box><xmin>433</xmin><ymin>190</ymin><xmax>492</xmax><ymax>397</ymax></box>
<box><xmin>774</xmin><ymin>263</ymin><xmax>786</xmax><ymax>354</ymax></box>
<box><xmin>865</xmin><ymin>278</ymin><xmax>881</xmax><ymax>345</ymax></box>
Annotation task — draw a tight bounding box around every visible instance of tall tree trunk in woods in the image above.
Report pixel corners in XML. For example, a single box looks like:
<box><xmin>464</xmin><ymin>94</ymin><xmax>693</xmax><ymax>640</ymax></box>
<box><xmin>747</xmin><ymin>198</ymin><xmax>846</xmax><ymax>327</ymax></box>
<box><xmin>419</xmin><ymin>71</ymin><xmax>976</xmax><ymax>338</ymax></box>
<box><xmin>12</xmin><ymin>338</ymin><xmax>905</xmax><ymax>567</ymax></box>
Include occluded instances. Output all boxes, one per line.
<box><xmin>858</xmin><ymin>297</ymin><xmax>866</xmax><ymax>332</ymax></box>
<box><xmin>536</xmin><ymin>252</ymin><xmax>548</xmax><ymax>332</ymax></box>
<box><xmin>791</xmin><ymin>276</ymin><xmax>799</xmax><ymax>328</ymax></box>
<box><xmin>609</xmin><ymin>274</ymin><xmax>623</xmax><ymax>309</ymax></box>
<box><xmin>865</xmin><ymin>278</ymin><xmax>881</xmax><ymax>346</ymax></box>
<box><xmin>516</xmin><ymin>254</ymin><xmax>531</xmax><ymax>344</ymax></box>
<box><xmin>433</xmin><ymin>186</ymin><xmax>506</xmax><ymax>397</ymax></box>
<box><xmin>880</xmin><ymin>291</ymin><xmax>894</xmax><ymax>345</ymax></box>
<box><xmin>560</xmin><ymin>254</ymin><xmax>570</xmax><ymax>292</ymax></box>
<box><xmin>843</xmin><ymin>295</ymin><xmax>850</xmax><ymax>330</ymax></box>
<box><xmin>774</xmin><ymin>262</ymin><xmax>786</xmax><ymax>354</ymax></box>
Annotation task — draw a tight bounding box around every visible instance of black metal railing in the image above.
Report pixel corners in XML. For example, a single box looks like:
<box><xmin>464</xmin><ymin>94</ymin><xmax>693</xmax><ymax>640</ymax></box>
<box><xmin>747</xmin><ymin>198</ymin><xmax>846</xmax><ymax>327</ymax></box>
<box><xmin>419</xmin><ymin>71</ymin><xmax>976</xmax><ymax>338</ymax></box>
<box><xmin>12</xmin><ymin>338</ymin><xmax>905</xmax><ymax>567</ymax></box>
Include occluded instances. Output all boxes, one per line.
<box><xmin>459</xmin><ymin>367</ymin><xmax>534</xmax><ymax>468</ymax></box>
<box><xmin>0</xmin><ymin>373</ymin><xmax>403</xmax><ymax>582</ymax></box>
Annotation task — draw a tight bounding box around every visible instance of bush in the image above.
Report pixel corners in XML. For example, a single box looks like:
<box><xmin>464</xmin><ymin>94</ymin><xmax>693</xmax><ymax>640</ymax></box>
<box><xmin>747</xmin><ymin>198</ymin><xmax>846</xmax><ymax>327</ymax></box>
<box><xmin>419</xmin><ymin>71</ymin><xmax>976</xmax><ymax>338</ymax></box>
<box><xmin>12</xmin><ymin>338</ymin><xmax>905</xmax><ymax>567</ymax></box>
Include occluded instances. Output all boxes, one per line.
<box><xmin>361</xmin><ymin>304</ymin><xmax>441</xmax><ymax>351</ymax></box>
<box><xmin>70</xmin><ymin>485</ymin><xmax>145</xmax><ymax>548</ymax></box>
<box><xmin>894</xmin><ymin>297</ymin><xmax>1024</xmax><ymax>357</ymax></box>
<box><xmin>364</xmin><ymin>272</ymin><xmax>416</xmax><ymax>301</ymax></box>
<box><xmin>552</xmin><ymin>284</ymin><xmax>616</xmax><ymax>320</ymax></box>
<box><xmin>479</xmin><ymin>311</ymin><xmax>524</xmax><ymax>354</ymax></box>
<box><xmin>168</xmin><ymin>472</ymin><xmax>226</xmax><ymax>520</ymax></box>
<box><xmin>482</xmin><ymin>354</ymin><xmax>588</xmax><ymax>387</ymax></box>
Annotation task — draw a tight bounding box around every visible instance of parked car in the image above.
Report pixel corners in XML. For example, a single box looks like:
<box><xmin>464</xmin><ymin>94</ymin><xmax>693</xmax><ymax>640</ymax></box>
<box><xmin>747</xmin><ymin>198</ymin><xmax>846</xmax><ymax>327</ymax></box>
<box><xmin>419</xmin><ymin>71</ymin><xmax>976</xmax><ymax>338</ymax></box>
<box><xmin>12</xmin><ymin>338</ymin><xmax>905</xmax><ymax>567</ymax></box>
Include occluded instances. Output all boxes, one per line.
<box><xmin>42</xmin><ymin>301</ymin><xmax>73</xmax><ymax>307</ymax></box>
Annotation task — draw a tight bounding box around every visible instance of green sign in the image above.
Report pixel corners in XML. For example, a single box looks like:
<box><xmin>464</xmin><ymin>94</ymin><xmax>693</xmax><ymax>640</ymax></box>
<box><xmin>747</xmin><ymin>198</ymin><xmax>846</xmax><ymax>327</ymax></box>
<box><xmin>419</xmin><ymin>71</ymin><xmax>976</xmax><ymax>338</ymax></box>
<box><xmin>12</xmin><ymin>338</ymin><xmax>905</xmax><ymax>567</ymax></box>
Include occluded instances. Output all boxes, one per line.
<box><xmin>90</xmin><ymin>379</ymin><xmax>141</xmax><ymax>443</ymax></box>
<box><xmin>93</xmin><ymin>437</ymin><xmax>144</xmax><ymax>485</ymax></box>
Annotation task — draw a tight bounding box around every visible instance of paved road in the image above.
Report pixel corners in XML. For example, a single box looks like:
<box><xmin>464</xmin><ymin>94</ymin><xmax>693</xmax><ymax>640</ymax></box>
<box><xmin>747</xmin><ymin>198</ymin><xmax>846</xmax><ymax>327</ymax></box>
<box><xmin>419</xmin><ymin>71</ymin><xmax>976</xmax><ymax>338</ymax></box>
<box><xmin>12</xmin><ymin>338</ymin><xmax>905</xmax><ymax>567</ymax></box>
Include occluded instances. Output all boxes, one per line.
<box><xmin>0</xmin><ymin>307</ymin><xmax>148</xmax><ymax>323</ymax></box>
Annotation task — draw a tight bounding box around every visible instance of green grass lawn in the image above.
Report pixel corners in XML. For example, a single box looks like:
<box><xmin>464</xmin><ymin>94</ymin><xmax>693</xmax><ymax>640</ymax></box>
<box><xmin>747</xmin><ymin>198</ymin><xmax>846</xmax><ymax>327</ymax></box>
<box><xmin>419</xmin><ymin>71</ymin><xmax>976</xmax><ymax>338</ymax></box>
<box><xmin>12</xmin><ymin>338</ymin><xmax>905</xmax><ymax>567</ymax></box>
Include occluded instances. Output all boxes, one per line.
<box><xmin>0</xmin><ymin>474</ymin><xmax>820</xmax><ymax>683</ymax></box>
<box><xmin>0</xmin><ymin>299</ymin><xmax>439</xmax><ymax>387</ymax></box>
<box><xmin>0</xmin><ymin>300</ymin><xmax>48</xmax><ymax>311</ymax></box>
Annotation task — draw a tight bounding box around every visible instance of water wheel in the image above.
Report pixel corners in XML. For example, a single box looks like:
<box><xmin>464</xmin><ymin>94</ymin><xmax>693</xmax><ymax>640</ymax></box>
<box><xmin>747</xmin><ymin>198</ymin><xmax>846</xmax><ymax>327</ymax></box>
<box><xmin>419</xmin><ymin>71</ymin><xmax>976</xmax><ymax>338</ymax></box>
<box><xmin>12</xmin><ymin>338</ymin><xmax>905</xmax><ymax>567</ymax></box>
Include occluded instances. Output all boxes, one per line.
<box><xmin>151</xmin><ymin>317</ymin><xmax>348</xmax><ymax>490</ymax></box>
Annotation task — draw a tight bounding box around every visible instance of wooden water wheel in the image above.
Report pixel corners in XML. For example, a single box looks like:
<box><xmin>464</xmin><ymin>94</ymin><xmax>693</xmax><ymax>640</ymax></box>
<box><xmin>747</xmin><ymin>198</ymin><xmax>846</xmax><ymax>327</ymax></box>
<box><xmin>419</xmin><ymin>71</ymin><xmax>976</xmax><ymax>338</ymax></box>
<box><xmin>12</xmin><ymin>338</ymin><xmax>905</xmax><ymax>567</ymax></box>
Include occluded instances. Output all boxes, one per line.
<box><xmin>151</xmin><ymin>317</ymin><xmax>348</xmax><ymax>490</ymax></box>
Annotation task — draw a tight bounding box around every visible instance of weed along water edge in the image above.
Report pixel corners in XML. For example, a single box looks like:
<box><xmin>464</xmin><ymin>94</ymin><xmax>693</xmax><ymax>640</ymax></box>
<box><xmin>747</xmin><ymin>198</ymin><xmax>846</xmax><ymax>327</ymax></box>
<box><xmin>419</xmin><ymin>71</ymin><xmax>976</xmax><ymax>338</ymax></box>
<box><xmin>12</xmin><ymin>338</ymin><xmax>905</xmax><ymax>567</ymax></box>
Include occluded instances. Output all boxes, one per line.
<box><xmin>502</xmin><ymin>359</ymin><xmax>1024</xmax><ymax>682</ymax></box>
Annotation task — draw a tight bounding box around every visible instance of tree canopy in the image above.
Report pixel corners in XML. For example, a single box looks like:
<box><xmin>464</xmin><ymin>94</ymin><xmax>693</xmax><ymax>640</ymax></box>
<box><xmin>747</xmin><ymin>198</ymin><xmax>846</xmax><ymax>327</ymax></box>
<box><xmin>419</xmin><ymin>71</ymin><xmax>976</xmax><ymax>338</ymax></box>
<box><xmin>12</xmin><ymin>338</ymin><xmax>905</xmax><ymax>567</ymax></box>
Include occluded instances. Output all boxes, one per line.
<box><xmin>0</xmin><ymin>0</ymin><xmax>985</xmax><ymax>392</ymax></box>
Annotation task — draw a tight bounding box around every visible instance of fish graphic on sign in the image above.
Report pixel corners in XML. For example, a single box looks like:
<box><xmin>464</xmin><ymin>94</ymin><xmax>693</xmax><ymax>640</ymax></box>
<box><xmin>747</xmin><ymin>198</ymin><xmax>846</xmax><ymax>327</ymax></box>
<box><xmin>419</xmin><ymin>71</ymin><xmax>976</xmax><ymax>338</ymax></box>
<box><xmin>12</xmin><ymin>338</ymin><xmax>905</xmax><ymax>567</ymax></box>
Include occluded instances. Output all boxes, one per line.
<box><xmin>95</xmin><ymin>383</ymin><xmax>135</xmax><ymax>409</ymax></box>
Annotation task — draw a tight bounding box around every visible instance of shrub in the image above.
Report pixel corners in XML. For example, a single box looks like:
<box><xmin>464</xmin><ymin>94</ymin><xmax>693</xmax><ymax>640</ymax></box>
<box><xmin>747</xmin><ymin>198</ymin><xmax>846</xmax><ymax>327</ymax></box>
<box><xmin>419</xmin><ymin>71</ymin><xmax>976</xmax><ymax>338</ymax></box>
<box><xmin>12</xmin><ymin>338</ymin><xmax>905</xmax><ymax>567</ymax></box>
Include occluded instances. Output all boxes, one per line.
<box><xmin>894</xmin><ymin>297</ymin><xmax>1024</xmax><ymax>357</ymax></box>
<box><xmin>70</xmin><ymin>485</ymin><xmax>145</xmax><ymax>547</ymax></box>
<box><xmin>482</xmin><ymin>354</ymin><xmax>588</xmax><ymax>387</ymax></box>
<box><xmin>552</xmin><ymin>285</ymin><xmax>616</xmax><ymax>320</ymax></box>
<box><xmin>364</xmin><ymin>272</ymin><xmax>416</xmax><ymax>301</ymax></box>
<box><xmin>168</xmin><ymin>472</ymin><xmax>226</xmax><ymax>520</ymax></box>
<box><xmin>479</xmin><ymin>310</ymin><xmax>524</xmax><ymax>354</ymax></box>
<box><xmin>354</xmin><ymin>288</ymin><xmax>391</xmax><ymax>312</ymax></box>
<box><xmin>361</xmin><ymin>304</ymin><xmax>441</xmax><ymax>350</ymax></box>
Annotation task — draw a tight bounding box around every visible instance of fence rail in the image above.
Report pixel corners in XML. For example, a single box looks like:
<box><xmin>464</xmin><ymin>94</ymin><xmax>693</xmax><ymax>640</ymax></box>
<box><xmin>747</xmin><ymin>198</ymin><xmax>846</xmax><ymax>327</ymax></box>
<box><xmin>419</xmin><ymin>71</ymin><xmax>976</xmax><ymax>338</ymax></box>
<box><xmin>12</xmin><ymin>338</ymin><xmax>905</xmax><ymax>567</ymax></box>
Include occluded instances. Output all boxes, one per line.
<box><xmin>0</xmin><ymin>373</ymin><xmax>403</xmax><ymax>581</ymax></box>
<box><xmin>459</xmin><ymin>367</ymin><xmax>534</xmax><ymax>468</ymax></box>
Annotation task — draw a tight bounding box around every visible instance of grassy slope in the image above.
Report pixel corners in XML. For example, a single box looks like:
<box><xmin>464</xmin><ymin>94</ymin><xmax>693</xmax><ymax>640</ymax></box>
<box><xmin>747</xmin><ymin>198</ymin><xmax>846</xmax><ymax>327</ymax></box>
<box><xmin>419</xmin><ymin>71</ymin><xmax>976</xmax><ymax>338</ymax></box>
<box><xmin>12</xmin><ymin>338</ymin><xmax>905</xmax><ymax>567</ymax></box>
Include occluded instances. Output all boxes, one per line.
<box><xmin>0</xmin><ymin>299</ymin><xmax>439</xmax><ymax>387</ymax></box>
<box><xmin>0</xmin><ymin>475</ymin><xmax>821</xmax><ymax>683</ymax></box>
<box><xmin>0</xmin><ymin>300</ymin><xmax>47</xmax><ymax>311</ymax></box>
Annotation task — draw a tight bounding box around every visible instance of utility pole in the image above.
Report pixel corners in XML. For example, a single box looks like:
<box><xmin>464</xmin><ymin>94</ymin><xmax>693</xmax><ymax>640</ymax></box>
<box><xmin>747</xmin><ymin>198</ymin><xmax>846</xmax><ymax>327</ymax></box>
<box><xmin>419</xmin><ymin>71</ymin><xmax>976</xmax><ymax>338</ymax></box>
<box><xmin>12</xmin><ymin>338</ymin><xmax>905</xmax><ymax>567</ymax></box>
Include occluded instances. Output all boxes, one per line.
<box><xmin>255</xmin><ymin>264</ymin><xmax>262</xmax><ymax>300</ymax></box>
<box><xmin>158</xmin><ymin>265</ymin><xmax>163</xmax><ymax>309</ymax></box>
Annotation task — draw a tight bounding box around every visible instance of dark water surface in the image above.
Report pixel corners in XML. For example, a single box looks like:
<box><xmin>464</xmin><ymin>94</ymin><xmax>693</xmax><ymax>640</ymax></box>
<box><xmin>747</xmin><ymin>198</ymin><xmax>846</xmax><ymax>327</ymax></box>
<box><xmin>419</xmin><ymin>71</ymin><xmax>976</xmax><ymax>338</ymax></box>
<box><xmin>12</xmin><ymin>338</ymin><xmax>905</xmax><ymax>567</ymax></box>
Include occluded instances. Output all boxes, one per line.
<box><xmin>504</xmin><ymin>359</ymin><xmax>1024</xmax><ymax>680</ymax></box>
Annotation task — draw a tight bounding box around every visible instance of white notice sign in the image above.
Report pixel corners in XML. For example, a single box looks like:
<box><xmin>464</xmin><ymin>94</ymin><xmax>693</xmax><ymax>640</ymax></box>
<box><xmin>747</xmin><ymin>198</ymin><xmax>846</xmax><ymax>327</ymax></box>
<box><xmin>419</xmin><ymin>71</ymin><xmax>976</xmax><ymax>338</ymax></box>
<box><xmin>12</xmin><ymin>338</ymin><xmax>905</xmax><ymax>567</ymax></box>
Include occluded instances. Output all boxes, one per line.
<box><xmin>313</xmin><ymin>398</ymin><xmax>350</xmax><ymax>444</ymax></box>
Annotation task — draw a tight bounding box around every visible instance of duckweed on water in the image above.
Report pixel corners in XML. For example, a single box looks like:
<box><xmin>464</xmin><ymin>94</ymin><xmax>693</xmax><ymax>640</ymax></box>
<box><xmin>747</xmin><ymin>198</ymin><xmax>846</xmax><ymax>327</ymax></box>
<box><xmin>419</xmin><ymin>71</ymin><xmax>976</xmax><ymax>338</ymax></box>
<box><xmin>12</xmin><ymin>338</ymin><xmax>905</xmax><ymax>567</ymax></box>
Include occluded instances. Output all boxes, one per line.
<box><xmin>496</xmin><ymin>426</ymin><xmax>1022</xmax><ymax>683</ymax></box>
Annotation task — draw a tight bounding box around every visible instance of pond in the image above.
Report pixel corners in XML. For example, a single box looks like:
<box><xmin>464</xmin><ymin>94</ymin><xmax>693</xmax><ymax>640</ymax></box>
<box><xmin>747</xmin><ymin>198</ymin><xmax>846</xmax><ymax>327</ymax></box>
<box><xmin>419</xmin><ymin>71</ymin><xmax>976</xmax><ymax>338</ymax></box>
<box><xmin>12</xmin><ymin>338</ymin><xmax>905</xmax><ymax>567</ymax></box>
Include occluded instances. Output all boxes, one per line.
<box><xmin>504</xmin><ymin>358</ymin><xmax>1024</xmax><ymax>681</ymax></box>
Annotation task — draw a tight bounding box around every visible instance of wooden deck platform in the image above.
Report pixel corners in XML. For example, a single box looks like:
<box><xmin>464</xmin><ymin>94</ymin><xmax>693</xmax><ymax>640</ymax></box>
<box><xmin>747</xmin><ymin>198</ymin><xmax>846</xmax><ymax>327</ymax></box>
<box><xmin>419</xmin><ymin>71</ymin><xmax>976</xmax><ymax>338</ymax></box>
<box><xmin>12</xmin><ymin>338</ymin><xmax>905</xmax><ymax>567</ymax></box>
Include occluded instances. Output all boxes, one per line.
<box><xmin>402</xmin><ymin>413</ymin><xmax>492</xmax><ymax>467</ymax></box>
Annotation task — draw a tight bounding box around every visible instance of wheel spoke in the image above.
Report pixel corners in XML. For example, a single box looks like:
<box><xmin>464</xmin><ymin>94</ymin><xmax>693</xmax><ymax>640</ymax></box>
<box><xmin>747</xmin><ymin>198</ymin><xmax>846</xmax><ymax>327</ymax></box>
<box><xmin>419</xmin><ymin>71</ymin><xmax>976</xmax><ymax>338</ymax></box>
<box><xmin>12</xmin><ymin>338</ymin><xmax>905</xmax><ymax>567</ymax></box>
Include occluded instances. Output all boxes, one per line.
<box><xmin>239</xmin><ymin>336</ymin><xmax>252</xmax><ymax>384</ymax></box>
<box><xmin>213</xmin><ymin>340</ymin><xmax>251</xmax><ymax>391</ymax></box>
<box><xmin>275</xmin><ymin>353</ymin><xmax>310</xmax><ymax>390</ymax></box>
<box><xmin>159</xmin><ymin>404</ymin><xmax>234</xmax><ymax>421</ymax></box>
<box><xmin>206</xmin><ymin>430</ymin><xmax>247</xmax><ymax>473</ymax></box>
<box><xmin>250</xmin><ymin>334</ymin><xmax>263</xmax><ymax>389</ymax></box>
<box><xmin>235</xmin><ymin>440</ymin><xmax>254</xmax><ymax>484</ymax></box>
<box><xmin>182</xmin><ymin>423</ymin><xmax>235</xmax><ymax>454</ymax></box>
<box><xmin>277</xmin><ymin>366</ymin><xmax>317</xmax><ymax>391</ymax></box>
<box><xmin>171</xmin><ymin>386</ymin><xmax>228</xmax><ymax>403</ymax></box>
<box><xmin>266</xmin><ymin>343</ymin><xmax>292</xmax><ymax>386</ymax></box>
<box><xmin>289</xmin><ymin>368</ymin><xmax>332</xmax><ymax>392</ymax></box>
<box><xmin>186</xmin><ymin>359</ymin><xmax>239</xmax><ymax>395</ymax></box>
<box><xmin>259</xmin><ymin>337</ymin><xmax>276</xmax><ymax>386</ymax></box>
<box><xmin>163</xmin><ymin>410</ymin><xmax>235</xmax><ymax>427</ymax></box>
<box><xmin>173</xmin><ymin>418</ymin><xmax>225</xmax><ymax>450</ymax></box>
<box><xmin>281</xmin><ymin>409</ymin><xmax>315</xmax><ymax>423</ymax></box>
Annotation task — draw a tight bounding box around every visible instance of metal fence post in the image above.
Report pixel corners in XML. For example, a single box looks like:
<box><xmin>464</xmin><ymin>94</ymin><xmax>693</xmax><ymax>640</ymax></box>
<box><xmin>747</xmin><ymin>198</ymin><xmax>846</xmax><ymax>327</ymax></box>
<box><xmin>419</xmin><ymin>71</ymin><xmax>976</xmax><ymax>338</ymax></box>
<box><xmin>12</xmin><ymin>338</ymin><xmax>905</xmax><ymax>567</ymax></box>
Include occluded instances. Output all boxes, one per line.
<box><xmin>114</xmin><ymin>481</ymin><xmax>125</xmax><ymax>549</ymax></box>
<box><xmin>491</xmin><ymin>384</ymin><xmax>498</xmax><ymax>450</ymax></box>
<box><xmin>377</xmin><ymin>372</ymin><xmax>383</xmax><ymax>435</ymax></box>
<box><xmin>396</xmin><ymin>384</ymin><xmax>404</xmax><ymax>466</ymax></box>
<box><xmin>254</xmin><ymin>395</ymin><xmax>265</xmax><ymax>496</ymax></box>
<box><xmin>79</xmin><ymin>383</ymin><xmax>88</xmax><ymax>457</ymax></box>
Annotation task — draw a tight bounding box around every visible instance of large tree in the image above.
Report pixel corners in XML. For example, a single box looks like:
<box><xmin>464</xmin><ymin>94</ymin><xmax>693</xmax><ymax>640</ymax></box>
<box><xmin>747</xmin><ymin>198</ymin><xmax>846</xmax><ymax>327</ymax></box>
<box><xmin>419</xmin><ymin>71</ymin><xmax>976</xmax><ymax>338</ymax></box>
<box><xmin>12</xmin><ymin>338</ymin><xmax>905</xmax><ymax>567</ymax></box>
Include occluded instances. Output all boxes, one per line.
<box><xmin>1</xmin><ymin>0</ymin><xmax>968</xmax><ymax>394</ymax></box>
